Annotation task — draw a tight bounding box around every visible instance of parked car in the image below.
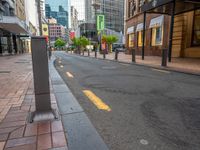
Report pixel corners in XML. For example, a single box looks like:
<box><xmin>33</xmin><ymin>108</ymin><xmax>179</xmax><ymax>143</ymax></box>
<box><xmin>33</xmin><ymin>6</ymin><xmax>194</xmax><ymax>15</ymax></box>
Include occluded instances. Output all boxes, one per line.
<box><xmin>113</xmin><ymin>43</ymin><xmax>126</xmax><ymax>52</ymax></box>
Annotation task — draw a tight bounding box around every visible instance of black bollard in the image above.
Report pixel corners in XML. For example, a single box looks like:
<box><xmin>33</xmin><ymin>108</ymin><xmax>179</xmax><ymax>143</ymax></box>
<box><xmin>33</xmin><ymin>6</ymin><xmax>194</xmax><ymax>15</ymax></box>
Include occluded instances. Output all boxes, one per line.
<box><xmin>88</xmin><ymin>49</ymin><xmax>90</xmax><ymax>56</ymax></box>
<box><xmin>162</xmin><ymin>48</ymin><xmax>168</xmax><ymax>66</ymax></box>
<box><xmin>132</xmin><ymin>48</ymin><xmax>136</xmax><ymax>62</ymax></box>
<box><xmin>103</xmin><ymin>49</ymin><xmax>106</xmax><ymax>59</ymax></box>
<box><xmin>115</xmin><ymin>49</ymin><xmax>118</xmax><ymax>60</ymax></box>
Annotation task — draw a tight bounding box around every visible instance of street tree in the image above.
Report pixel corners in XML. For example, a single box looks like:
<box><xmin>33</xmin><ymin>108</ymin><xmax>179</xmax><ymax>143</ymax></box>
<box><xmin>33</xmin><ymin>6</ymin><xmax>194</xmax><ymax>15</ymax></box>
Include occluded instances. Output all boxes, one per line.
<box><xmin>54</xmin><ymin>38</ymin><xmax>66</xmax><ymax>50</ymax></box>
<box><xmin>102</xmin><ymin>35</ymin><xmax>118</xmax><ymax>53</ymax></box>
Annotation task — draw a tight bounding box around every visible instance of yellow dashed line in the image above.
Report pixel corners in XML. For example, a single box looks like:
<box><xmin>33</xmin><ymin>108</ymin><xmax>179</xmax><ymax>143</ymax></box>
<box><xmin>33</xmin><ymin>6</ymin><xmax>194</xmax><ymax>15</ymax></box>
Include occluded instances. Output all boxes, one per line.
<box><xmin>66</xmin><ymin>72</ymin><xmax>74</xmax><ymax>78</ymax></box>
<box><xmin>152</xmin><ymin>68</ymin><xmax>170</xmax><ymax>74</ymax></box>
<box><xmin>83</xmin><ymin>90</ymin><xmax>111</xmax><ymax>112</ymax></box>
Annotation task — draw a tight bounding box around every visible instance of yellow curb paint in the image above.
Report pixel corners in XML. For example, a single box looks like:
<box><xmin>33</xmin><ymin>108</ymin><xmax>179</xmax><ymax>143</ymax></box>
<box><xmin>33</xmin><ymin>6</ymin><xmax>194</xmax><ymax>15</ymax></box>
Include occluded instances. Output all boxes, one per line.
<box><xmin>66</xmin><ymin>72</ymin><xmax>74</xmax><ymax>78</ymax></box>
<box><xmin>152</xmin><ymin>69</ymin><xmax>170</xmax><ymax>74</ymax></box>
<box><xmin>60</xmin><ymin>65</ymin><xmax>64</xmax><ymax>68</ymax></box>
<box><xmin>83</xmin><ymin>90</ymin><xmax>111</xmax><ymax>112</ymax></box>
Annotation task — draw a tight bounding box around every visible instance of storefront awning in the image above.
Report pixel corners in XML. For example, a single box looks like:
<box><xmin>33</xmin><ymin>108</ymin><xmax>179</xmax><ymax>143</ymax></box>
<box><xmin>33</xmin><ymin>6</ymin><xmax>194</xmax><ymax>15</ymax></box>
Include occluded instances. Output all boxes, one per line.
<box><xmin>141</xmin><ymin>0</ymin><xmax>200</xmax><ymax>15</ymax></box>
<box><xmin>149</xmin><ymin>15</ymin><xmax>164</xmax><ymax>28</ymax></box>
<box><xmin>127</xmin><ymin>26</ymin><xmax>134</xmax><ymax>34</ymax></box>
<box><xmin>136</xmin><ymin>23</ymin><xmax>144</xmax><ymax>32</ymax></box>
<box><xmin>0</xmin><ymin>16</ymin><xmax>28</xmax><ymax>34</ymax></box>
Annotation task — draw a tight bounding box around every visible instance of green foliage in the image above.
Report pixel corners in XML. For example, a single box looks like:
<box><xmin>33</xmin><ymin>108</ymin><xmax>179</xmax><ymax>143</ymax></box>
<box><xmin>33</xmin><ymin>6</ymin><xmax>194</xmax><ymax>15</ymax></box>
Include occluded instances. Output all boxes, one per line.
<box><xmin>101</xmin><ymin>35</ymin><xmax>118</xmax><ymax>53</ymax></box>
<box><xmin>71</xmin><ymin>37</ymin><xmax>81</xmax><ymax>48</ymax></box>
<box><xmin>80</xmin><ymin>36</ymin><xmax>90</xmax><ymax>48</ymax></box>
<box><xmin>102</xmin><ymin>35</ymin><xmax>118</xmax><ymax>44</ymax></box>
<box><xmin>54</xmin><ymin>38</ymin><xmax>66</xmax><ymax>48</ymax></box>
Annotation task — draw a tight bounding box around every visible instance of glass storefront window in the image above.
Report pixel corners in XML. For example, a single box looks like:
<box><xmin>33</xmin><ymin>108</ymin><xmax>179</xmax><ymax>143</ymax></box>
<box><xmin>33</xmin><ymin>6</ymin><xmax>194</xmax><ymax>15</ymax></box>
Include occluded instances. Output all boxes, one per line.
<box><xmin>138</xmin><ymin>31</ymin><xmax>144</xmax><ymax>47</ymax></box>
<box><xmin>192</xmin><ymin>9</ymin><xmax>200</xmax><ymax>46</ymax></box>
<box><xmin>128</xmin><ymin>33</ymin><xmax>134</xmax><ymax>47</ymax></box>
<box><xmin>151</xmin><ymin>26</ymin><xmax>163</xmax><ymax>46</ymax></box>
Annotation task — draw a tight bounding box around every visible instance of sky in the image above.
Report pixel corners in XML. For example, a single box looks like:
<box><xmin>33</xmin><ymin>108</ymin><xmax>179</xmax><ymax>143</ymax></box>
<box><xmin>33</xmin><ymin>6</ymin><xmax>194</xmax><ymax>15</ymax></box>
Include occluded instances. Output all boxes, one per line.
<box><xmin>71</xmin><ymin>0</ymin><xmax>85</xmax><ymax>20</ymax></box>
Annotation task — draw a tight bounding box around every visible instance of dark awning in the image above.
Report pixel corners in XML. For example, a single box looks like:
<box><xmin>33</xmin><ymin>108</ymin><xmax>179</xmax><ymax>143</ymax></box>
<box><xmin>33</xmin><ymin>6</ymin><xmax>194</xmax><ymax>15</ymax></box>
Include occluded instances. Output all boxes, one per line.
<box><xmin>141</xmin><ymin>0</ymin><xmax>200</xmax><ymax>15</ymax></box>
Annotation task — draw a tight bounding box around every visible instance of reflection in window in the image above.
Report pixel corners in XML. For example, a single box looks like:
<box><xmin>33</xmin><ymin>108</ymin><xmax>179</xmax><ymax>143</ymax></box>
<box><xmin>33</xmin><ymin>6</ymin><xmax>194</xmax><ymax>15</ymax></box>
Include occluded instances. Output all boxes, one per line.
<box><xmin>138</xmin><ymin>31</ymin><xmax>144</xmax><ymax>47</ymax></box>
<box><xmin>151</xmin><ymin>26</ymin><xmax>163</xmax><ymax>46</ymax></box>
<box><xmin>192</xmin><ymin>9</ymin><xmax>200</xmax><ymax>46</ymax></box>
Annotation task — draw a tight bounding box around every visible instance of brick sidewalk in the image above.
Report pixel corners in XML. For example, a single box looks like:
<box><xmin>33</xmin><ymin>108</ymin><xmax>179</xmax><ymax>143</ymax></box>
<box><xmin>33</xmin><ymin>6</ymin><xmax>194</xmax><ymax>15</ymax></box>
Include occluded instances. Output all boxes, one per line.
<box><xmin>84</xmin><ymin>51</ymin><xmax>200</xmax><ymax>75</ymax></box>
<box><xmin>0</xmin><ymin>54</ymin><xmax>68</xmax><ymax>150</ymax></box>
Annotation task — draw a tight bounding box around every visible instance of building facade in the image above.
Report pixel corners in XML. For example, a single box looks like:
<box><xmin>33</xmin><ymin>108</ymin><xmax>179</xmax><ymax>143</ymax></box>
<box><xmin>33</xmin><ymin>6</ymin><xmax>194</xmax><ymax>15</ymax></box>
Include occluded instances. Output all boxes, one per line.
<box><xmin>70</xmin><ymin>6</ymin><xmax>78</xmax><ymax>31</ymax></box>
<box><xmin>0</xmin><ymin>0</ymin><xmax>30</xmax><ymax>55</ymax></box>
<box><xmin>45</xmin><ymin>0</ymin><xmax>70</xmax><ymax>28</ymax></box>
<box><xmin>85</xmin><ymin>0</ymin><xmax>124</xmax><ymax>33</ymax></box>
<box><xmin>125</xmin><ymin>0</ymin><xmax>200</xmax><ymax>58</ymax></box>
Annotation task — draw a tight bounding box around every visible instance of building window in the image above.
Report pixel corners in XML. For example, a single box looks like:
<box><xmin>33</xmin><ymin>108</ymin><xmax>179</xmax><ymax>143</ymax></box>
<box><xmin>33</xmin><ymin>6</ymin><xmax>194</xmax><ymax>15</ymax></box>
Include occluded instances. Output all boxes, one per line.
<box><xmin>128</xmin><ymin>33</ymin><xmax>134</xmax><ymax>47</ymax></box>
<box><xmin>128</xmin><ymin>0</ymin><xmax>135</xmax><ymax>18</ymax></box>
<box><xmin>192</xmin><ymin>9</ymin><xmax>200</xmax><ymax>46</ymax></box>
<box><xmin>151</xmin><ymin>26</ymin><xmax>163</xmax><ymax>46</ymax></box>
<box><xmin>138</xmin><ymin>31</ymin><xmax>144</xmax><ymax>47</ymax></box>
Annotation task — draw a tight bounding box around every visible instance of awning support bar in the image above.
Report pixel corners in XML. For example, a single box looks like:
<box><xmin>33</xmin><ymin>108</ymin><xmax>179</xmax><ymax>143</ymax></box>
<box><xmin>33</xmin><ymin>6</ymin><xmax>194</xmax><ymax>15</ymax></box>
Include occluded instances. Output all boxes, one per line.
<box><xmin>168</xmin><ymin>0</ymin><xmax>175</xmax><ymax>62</ymax></box>
<box><xmin>142</xmin><ymin>12</ymin><xmax>146</xmax><ymax>60</ymax></box>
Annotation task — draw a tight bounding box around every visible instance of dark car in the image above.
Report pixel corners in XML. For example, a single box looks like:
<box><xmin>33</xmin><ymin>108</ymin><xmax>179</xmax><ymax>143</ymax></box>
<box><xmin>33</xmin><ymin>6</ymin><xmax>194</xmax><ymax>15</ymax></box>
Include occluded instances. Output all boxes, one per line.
<box><xmin>113</xmin><ymin>44</ymin><xmax>126</xmax><ymax>52</ymax></box>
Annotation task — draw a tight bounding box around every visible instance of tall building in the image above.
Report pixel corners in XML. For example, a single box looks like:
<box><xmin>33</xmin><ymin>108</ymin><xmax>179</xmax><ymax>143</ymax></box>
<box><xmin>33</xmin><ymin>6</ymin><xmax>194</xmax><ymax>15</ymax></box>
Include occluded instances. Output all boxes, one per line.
<box><xmin>125</xmin><ymin>0</ymin><xmax>200</xmax><ymax>59</ymax></box>
<box><xmin>71</xmin><ymin>6</ymin><xmax>78</xmax><ymax>31</ymax></box>
<box><xmin>85</xmin><ymin>0</ymin><xmax>124</xmax><ymax>32</ymax></box>
<box><xmin>71</xmin><ymin>0</ymin><xmax>85</xmax><ymax>21</ymax></box>
<box><xmin>45</xmin><ymin>0</ymin><xmax>70</xmax><ymax>28</ymax></box>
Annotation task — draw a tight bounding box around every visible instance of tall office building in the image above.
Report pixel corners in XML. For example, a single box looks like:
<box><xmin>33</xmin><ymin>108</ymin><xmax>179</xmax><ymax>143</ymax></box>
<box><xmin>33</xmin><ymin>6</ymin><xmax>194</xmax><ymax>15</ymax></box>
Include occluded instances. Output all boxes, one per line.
<box><xmin>85</xmin><ymin>0</ymin><xmax>124</xmax><ymax>32</ymax></box>
<box><xmin>45</xmin><ymin>0</ymin><xmax>70</xmax><ymax>27</ymax></box>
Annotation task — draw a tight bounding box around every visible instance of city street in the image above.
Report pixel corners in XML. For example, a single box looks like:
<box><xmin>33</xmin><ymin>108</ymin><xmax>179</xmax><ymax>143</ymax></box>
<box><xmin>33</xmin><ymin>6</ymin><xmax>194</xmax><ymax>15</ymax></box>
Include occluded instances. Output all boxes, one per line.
<box><xmin>54</xmin><ymin>51</ymin><xmax>200</xmax><ymax>150</ymax></box>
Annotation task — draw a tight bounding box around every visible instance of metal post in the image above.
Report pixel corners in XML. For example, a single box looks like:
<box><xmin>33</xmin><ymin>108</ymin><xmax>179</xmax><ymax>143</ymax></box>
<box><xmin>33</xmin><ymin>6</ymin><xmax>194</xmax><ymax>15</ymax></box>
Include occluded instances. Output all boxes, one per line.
<box><xmin>162</xmin><ymin>48</ymin><xmax>168</xmax><ymax>66</ymax></box>
<box><xmin>29</xmin><ymin>36</ymin><xmax>58</xmax><ymax>123</ymax></box>
<box><xmin>0</xmin><ymin>37</ymin><xmax>2</xmax><ymax>55</ymax></box>
<box><xmin>88</xmin><ymin>49</ymin><xmax>90</xmax><ymax>56</ymax></box>
<box><xmin>132</xmin><ymin>48</ymin><xmax>136</xmax><ymax>62</ymax></box>
<box><xmin>83</xmin><ymin>49</ymin><xmax>84</xmax><ymax>55</ymax></box>
<box><xmin>168</xmin><ymin>0</ymin><xmax>175</xmax><ymax>62</ymax></box>
<box><xmin>142</xmin><ymin>12</ymin><xmax>146</xmax><ymax>60</ymax></box>
<box><xmin>95</xmin><ymin>45</ymin><xmax>97</xmax><ymax>58</ymax></box>
<box><xmin>37</xmin><ymin>0</ymin><xmax>42</xmax><ymax>35</ymax></box>
<box><xmin>115</xmin><ymin>49</ymin><xmax>118</xmax><ymax>60</ymax></box>
<box><xmin>103</xmin><ymin>49</ymin><xmax>106</xmax><ymax>59</ymax></box>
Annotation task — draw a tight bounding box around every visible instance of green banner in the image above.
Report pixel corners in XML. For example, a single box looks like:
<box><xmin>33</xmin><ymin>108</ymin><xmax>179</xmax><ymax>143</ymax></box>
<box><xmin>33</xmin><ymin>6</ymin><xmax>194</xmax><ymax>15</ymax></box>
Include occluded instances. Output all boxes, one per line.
<box><xmin>97</xmin><ymin>15</ymin><xmax>105</xmax><ymax>31</ymax></box>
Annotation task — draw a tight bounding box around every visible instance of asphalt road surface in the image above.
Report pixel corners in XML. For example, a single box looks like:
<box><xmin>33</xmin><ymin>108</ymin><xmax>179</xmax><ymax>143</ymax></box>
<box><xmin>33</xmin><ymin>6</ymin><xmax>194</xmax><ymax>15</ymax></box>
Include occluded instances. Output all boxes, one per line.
<box><xmin>54</xmin><ymin>51</ymin><xmax>200</xmax><ymax>150</ymax></box>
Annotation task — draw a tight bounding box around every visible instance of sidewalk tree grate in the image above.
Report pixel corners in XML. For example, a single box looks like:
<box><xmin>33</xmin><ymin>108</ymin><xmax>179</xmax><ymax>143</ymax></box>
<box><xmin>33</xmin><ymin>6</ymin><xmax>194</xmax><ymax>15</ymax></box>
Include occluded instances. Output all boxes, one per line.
<box><xmin>0</xmin><ymin>71</ymin><xmax>11</xmax><ymax>74</ymax></box>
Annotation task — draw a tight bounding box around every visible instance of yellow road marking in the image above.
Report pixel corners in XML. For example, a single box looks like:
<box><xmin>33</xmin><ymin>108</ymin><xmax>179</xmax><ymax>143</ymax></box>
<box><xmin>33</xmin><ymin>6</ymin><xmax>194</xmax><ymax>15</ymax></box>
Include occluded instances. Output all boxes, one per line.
<box><xmin>66</xmin><ymin>72</ymin><xmax>74</xmax><ymax>78</ymax></box>
<box><xmin>152</xmin><ymin>68</ymin><xmax>170</xmax><ymax>74</ymax></box>
<box><xmin>83</xmin><ymin>90</ymin><xmax>111</xmax><ymax>112</ymax></box>
<box><xmin>60</xmin><ymin>65</ymin><xmax>64</xmax><ymax>68</ymax></box>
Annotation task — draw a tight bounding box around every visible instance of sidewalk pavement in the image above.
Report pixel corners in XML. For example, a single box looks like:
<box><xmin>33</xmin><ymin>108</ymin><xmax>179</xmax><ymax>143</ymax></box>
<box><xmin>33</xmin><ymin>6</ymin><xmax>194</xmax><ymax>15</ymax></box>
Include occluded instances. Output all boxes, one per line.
<box><xmin>0</xmin><ymin>54</ymin><xmax>68</xmax><ymax>150</ymax></box>
<box><xmin>83</xmin><ymin>51</ymin><xmax>200</xmax><ymax>75</ymax></box>
<box><xmin>0</xmin><ymin>53</ymin><xmax>109</xmax><ymax>150</ymax></box>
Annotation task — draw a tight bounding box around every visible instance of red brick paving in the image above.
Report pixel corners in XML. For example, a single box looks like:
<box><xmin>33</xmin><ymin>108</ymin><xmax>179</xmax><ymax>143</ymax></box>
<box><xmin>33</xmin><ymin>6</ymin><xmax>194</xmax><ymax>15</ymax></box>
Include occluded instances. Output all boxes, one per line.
<box><xmin>0</xmin><ymin>54</ymin><xmax>68</xmax><ymax>150</ymax></box>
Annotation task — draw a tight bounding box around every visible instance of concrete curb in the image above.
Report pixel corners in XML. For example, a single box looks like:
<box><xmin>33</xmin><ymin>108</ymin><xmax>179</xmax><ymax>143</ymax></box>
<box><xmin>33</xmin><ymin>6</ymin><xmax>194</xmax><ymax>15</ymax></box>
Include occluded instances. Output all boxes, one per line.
<box><xmin>49</xmin><ymin>55</ymin><xmax>109</xmax><ymax>150</ymax></box>
<box><xmin>66</xmin><ymin>52</ymin><xmax>200</xmax><ymax>77</ymax></box>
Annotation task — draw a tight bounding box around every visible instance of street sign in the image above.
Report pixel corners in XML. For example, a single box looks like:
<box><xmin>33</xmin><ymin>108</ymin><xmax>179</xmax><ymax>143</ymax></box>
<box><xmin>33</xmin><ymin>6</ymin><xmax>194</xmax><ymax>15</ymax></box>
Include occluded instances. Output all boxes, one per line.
<box><xmin>97</xmin><ymin>14</ymin><xmax>105</xmax><ymax>31</ymax></box>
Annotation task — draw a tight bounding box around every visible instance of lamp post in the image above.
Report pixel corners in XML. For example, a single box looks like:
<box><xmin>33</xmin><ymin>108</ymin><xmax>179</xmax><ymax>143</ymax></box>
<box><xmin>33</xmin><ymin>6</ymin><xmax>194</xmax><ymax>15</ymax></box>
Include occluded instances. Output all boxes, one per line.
<box><xmin>92</xmin><ymin>0</ymin><xmax>100</xmax><ymax>57</ymax></box>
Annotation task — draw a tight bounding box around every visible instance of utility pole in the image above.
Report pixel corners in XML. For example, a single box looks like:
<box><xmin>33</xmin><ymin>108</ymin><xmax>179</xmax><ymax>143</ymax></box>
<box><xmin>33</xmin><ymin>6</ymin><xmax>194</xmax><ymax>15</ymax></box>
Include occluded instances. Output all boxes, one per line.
<box><xmin>37</xmin><ymin>0</ymin><xmax>42</xmax><ymax>35</ymax></box>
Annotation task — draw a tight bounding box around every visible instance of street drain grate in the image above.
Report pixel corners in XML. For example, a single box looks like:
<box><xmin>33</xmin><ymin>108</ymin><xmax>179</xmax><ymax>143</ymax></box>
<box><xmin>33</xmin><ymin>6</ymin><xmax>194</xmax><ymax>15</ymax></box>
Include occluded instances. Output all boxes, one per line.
<box><xmin>0</xmin><ymin>71</ymin><xmax>11</xmax><ymax>74</ymax></box>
